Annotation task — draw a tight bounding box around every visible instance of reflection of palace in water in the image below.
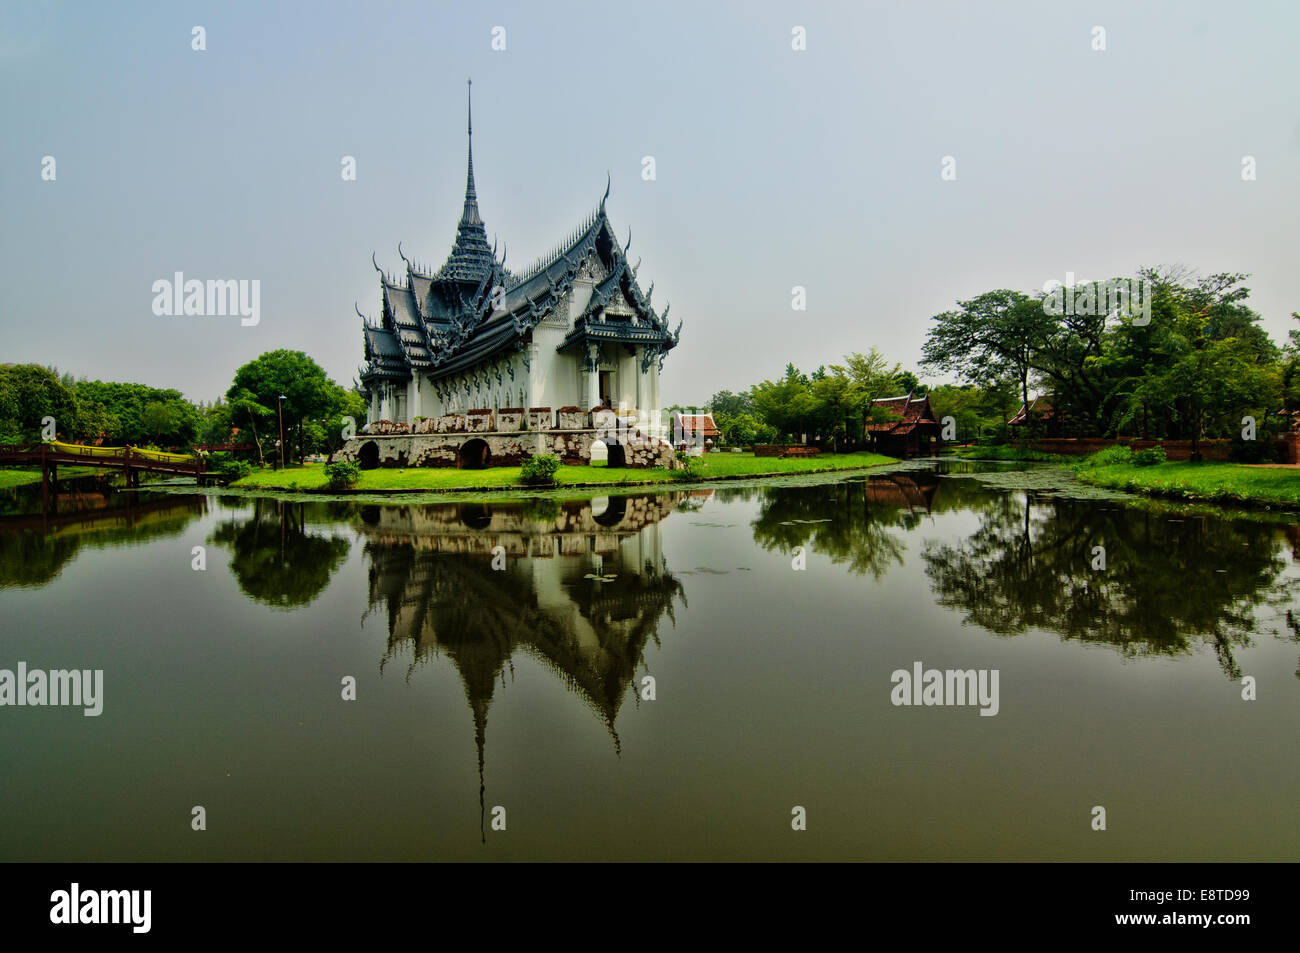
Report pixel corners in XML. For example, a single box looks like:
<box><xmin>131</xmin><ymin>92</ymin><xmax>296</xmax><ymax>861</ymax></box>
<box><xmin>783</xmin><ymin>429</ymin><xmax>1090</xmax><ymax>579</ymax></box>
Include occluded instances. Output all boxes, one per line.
<box><xmin>360</xmin><ymin>493</ymin><xmax>686</xmax><ymax>836</ymax></box>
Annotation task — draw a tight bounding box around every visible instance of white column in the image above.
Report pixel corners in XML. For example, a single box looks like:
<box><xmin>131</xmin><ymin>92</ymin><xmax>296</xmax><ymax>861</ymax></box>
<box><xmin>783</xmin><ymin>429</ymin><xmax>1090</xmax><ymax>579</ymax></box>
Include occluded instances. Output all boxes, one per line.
<box><xmin>525</xmin><ymin>345</ymin><xmax>539</xmax><ymax>408</ymax></box>
<box><xmin>635</xmin><ymin>349</ymin><xmax>644</xmax><ymax>416</ymax></box>
<box><xmin>408</xmin><ymin>379</ymin><xmax>421</xmax><ymax>421</ymax></box>
<box><xmin>584</xmin><ymin>344</ymin><xmax>600</xmax><ymax>409</ymax></box>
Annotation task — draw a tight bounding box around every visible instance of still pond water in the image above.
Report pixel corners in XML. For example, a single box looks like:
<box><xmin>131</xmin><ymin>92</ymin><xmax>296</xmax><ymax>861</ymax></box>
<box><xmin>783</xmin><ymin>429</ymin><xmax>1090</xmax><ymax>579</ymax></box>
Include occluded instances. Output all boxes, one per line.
<box><xmin>1</xmin><ymin>460</ymin><xmax>1297</xmax><ymax>861</ymax></box>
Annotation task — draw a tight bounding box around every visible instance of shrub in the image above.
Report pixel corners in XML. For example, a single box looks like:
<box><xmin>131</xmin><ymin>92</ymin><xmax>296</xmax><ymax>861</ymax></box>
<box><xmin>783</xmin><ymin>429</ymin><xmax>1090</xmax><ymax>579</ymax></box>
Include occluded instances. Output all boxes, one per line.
<box><xmin>670</xmin><ymin>451</ymin><xmax>703</xmax><ymax>481</ymax></box>
<box><xmin>1131</xmin><ymin>445</ymin><xmax>1167</xmax><ymax>467</ymax></box>
<box><xmin>520</xmin><ymin>454</ymin><xmax>560</xmax><ymax>486</ymax></box>
<box><xmin>214</xmin><ymin>457</ymin><xmax>252</xmax><ymax>483</ymax></box>
<box><xmin>1081</xmin><ymin>444</ymin><xmax>1133</xmax><ymax>468</ymax></box>
<box><xmin>1229</xmin><ymin>434</ymin><xmax>1276</xmax><ymax>464</ymax></box>
<box><xmin>324</xmin><ymin>460</ymin><xmax>361</xmax><ymax>489</ymax></box>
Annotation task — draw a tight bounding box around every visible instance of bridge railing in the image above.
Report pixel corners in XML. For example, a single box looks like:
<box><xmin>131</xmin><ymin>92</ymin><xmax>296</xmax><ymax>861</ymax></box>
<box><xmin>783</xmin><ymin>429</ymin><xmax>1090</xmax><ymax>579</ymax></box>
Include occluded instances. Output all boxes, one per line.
<box><xmin>48</xmin><ymin>440</ymin><xmax>197</xmax><ymax>465</ymax></box>
<box><xmin>0</xmin><ymin>441</ymin><xmax>200</xmax><ymax>469</ymax></box>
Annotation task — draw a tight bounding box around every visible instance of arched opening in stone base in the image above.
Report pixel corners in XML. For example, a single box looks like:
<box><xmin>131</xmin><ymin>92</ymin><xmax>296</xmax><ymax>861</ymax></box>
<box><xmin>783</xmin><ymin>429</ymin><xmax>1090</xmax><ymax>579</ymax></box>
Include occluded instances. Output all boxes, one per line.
<box><xmin>358</xmin><ymin>441</ymin><xmax>380</xmax><ymax>470</ymax></box>
<box><xmin>592</xmin><ymin>494</ymin><xmax>628</xmax><ymax>527</ymax></box>
<box><xmin>459</xmin><ymin>438</ymin><xmax>491</xmax><ymax>469</ymax></box>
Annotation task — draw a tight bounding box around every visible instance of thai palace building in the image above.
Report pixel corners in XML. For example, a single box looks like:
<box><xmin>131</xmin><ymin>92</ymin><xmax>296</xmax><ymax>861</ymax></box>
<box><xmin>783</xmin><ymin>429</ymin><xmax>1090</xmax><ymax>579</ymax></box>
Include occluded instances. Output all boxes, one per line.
<box><xmin>357</xmin><ymin>82</ymin><xmax>681</xmax><ymax>444</ymax></box>
<box><xmin>868</xmin><ymin>391</ymin><xmax>941</xmax><ymax>458</ymax></box>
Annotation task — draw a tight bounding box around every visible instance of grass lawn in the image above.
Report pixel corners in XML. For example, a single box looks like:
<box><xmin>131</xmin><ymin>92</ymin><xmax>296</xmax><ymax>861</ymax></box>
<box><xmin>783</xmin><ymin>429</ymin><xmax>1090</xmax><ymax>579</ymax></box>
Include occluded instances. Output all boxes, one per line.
<box><xmin>1075</xmin><ymin>461</ymin><xmax>1300</xmax><ymax>507</ymax></box>
<box><xmin>231</xmin><ymin>451</ymin><xmax>897</xmax><ymax>493</ymax></box>
<box><xmin>0</xmin><ymin>466</ymin><xmax>102</xmax><ymax>489</ymax></box>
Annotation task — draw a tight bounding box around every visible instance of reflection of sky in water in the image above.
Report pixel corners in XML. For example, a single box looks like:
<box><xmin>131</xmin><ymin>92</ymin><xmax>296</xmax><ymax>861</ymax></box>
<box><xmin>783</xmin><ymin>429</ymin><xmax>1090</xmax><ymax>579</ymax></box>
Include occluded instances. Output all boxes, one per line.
<box><xmin>1</xmin><ymin>465</ymin><xmax>1297</xmax><ymax>861</ymax></box>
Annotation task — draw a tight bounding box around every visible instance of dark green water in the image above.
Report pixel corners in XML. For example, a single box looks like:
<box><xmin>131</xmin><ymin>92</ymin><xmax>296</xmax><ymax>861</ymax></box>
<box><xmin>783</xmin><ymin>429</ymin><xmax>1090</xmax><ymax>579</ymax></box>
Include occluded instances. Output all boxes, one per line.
<box><xmin>1</xmin><ymin>462</ymin><xmax>1297</xmax><ymax>860</ymax></box>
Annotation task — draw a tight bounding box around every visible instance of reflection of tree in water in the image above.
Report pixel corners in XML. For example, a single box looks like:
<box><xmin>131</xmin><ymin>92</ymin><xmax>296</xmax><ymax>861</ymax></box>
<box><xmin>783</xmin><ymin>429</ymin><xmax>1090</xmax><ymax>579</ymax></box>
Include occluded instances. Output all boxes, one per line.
<box><xmin>0</xmin><ymin>491</ymin><xmax>205</xmax><ymax>589</ymax></box>
<box><xmin>922</xmin><ymin>492</ymin><xmax>1298</xmax><ymax>678</ymax></box>
<box><xmin>750</xmin><ymin>474</ymin><xmax>939</xmax><ymax>579</ymax></box>
<box><xmin>1285</xmin><ymin>610</ymin><xmax>1300</xmax><ymax>680</ymax></box>
<box><xmin>208</xmin><ymin>499</ymin><xmax>351</xmax><ymax>609</ymax></box>
<box><xmin>0</xmin><ymin>532</ymin><xmax>84</xmax><ymax>589</ymax></box>
<box><xmin>360</xmin><ymin>494</ymin><xmax>684</xmax><ymax>842</ymax></box>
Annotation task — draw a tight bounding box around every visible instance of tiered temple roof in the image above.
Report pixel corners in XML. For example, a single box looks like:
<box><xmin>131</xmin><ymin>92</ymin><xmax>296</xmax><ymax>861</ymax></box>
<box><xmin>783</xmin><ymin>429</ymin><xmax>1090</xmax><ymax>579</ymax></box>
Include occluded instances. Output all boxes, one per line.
<box><xmin>360</xmin><ymin>82</ymin><xmax>680</xmax><ymax>390</ymax></box>
<box><xmin>868</xmin><ymin>392</ymin><xmax>940</xmax><ymax>435</ymax></box>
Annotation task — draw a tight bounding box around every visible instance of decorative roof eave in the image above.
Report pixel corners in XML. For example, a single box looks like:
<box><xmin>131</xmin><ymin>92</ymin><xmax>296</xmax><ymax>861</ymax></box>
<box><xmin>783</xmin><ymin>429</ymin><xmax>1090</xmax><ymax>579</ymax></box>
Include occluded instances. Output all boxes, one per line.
<box><xmin>423</xmin><ymin>323</ymin><xmax>522</xmax><ymax>381</ymax></box>
<box><xmin>360</xmin><ymin>365</ymin><xmax>412</xmax><ymax>384</ymax></box>
<box><xmin>557</xmin><ymin>321</ymin><xmax>675</xmax><ymax>353</ymax></box>
<box><xmin>377</xmin><ymin>280</ymin><xmax>439</xmax><ymax>369</ymax></box>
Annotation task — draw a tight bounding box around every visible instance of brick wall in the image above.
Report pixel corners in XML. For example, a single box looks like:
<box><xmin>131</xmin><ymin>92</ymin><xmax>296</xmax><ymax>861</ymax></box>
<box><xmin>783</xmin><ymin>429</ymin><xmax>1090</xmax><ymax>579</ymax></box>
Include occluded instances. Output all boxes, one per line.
<box><xmin>1026</xmin><ymin>437</ymin><xmax>1286</xmax><ymax>462</ymax></box>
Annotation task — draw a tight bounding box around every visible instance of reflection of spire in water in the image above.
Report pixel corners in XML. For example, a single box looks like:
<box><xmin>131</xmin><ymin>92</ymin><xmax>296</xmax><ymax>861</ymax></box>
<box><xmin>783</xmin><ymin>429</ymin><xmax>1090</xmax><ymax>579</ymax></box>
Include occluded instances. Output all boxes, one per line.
<box><xmin>360</xmin><ymin>493</ymin><xmax>686</xmax><ymax>839</ymax></box>
<box><xmin>475</xmin><ymin>693</ymin><xmax>487</xmax><ymax>845</ymax></box>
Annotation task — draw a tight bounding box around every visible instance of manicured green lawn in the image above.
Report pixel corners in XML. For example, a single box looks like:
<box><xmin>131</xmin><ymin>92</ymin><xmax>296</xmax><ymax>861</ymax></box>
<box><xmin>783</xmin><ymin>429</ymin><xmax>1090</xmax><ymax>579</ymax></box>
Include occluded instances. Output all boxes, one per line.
<box><xmin>231</xmin><ymin>451</ymin><xmax>896</xmax><ymax>493</ymax></box>
<box><xmin>1075</xmin><ymin>462</ymin><xmax>1300</xmax><ymax>507</ymax></box>
<box><xmin>0</xmin><ymin>466</ymin><xmax>101</xmax><ymax>489</ymax></box>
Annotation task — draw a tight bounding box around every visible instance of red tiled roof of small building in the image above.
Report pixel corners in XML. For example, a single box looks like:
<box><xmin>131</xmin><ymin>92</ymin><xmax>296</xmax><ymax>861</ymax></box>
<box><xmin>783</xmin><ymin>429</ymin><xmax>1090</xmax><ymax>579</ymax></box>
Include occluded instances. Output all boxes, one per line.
<box><xmin>867</xmin><ymin>392</ymin><xmax>939</xmax><ymax>434</ymax></box>
<box><xmin>1008</xmin><ymin>395</ymin><xmax>1057</xmax><ymax>426</ymax></box>
<box><xmin>677</xmin><ymin>413</ymin><xmax>720</xmax><ymax>437</ymax></box>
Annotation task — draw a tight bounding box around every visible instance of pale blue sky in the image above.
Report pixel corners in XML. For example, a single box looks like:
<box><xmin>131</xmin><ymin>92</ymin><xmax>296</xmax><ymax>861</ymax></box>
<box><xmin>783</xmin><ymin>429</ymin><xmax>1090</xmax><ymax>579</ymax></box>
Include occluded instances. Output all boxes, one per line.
<box><xmin>2</xmin><ymin>0</ymin><xmax>1297</xmax><ymax>405</ymax></box>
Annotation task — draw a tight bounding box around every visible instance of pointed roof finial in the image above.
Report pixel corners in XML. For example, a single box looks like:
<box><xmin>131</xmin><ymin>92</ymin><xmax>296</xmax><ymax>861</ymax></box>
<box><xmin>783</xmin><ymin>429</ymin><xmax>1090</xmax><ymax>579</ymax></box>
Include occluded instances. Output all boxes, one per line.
<box><xmin>437</xmin><ymin>79</ymin><xmax>493</xmax><ymax>283</ymax></box>
<box><xmin>461</xmin><ymin>77</ymin><xmax>482</xmax><ymax>227</ymax></box>
<box><xmin>601</xmin><ymin>171</ymin><xmax>610</xmax><ymax>210</ymax></box>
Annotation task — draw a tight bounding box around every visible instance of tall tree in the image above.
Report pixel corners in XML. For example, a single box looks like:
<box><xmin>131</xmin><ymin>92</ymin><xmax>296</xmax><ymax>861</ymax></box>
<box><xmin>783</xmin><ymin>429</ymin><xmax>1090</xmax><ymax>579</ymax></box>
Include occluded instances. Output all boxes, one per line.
<box><xmin>0</xmin><ymin>364</ymin><xmax>78</xmax><ymax>442</ymax></box>
<box><xmin>921</xmin><ymin>290</ymin><xmax>1048</xmax><ymax>411</ymax></box>
<box><xmin>227</xmin><ymin>350</ymin><xmax>340</xmax><ymax>464</ymax></box>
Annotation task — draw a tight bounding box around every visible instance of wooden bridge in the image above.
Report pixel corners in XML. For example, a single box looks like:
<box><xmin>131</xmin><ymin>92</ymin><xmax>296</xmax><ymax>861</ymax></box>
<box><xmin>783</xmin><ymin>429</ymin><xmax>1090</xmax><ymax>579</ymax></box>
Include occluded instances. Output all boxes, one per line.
<box><xmin>0</xmin><ymin>441</ymin><xmax>203</xmax><ymax>507</ymax></box>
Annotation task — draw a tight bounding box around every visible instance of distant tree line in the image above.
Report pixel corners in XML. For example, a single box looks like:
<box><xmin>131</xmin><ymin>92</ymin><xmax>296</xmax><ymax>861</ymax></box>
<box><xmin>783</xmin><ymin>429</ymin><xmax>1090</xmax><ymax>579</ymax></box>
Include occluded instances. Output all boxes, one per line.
<box><xmin>697</xmin><ymin>349</ymin><xmax>915</xmax><ymax>450</ymax></box>
<box><xmin>692</xmin><ymin>267</ymin><xmax>1297</xmax><ymax>454</ymax></box>
<box><xmin>697</xmin><ymin>349</ymin><xmax>1019</xmax><ymax>450</ymax></box>
<box><xmin>0</xmin><ymin>350</ymin><xmax>366</xmax><ymax>465</ymax></box>
<box><xmin>920</xmin><ymin>267</ymin><xmax>1299</xmax><ymax>452</ymax></box>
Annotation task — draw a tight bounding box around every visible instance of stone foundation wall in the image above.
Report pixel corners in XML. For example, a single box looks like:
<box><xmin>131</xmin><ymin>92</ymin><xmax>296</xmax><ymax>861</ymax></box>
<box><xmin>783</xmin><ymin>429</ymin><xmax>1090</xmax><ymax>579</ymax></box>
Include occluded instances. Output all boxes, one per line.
<box><xmin>433</xmin><ymin>414</ymin><xmax>465</xmax><ymax>434</ymax></box>
<box><xmin>466</xmin><ymin>410</ymin><xmax>494</xmax><ymax>434</ymax></box>
<box><xmin>556</xmin><ymin>406</ymin><xmax>588</xmax><ymax>430</ymax></box>
<box><xmin>334</xmin><ymin>427</ymin><xmax>676</xmax><ymax>470</ymax></box>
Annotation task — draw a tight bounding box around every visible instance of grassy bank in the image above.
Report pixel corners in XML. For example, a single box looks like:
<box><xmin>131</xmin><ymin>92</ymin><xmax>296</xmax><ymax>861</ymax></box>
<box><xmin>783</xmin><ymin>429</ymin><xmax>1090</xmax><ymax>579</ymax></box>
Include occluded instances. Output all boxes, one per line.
<box><xmin>231</xmin><ymin>450</ymin><xmax>896</xmax><ymax>493</ymax></box>
<box><xmin>1075</xmin><ymin>461</ymin><xmax>1300</xmax><ymax>507</ymax></box>
<box><xmin>0</xmin><ymin>466</ymin><xmax>102</xmax><ymax>489</ymax></box>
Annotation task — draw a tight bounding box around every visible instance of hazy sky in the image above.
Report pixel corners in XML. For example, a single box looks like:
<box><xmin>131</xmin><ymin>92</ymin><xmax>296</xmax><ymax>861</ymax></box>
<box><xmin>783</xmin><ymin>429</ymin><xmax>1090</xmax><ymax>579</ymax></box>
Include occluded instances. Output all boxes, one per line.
<box><xmin>2</xmin><ymin>0</ymin><xmax>1297</xmax><ymax>406</ymax></box>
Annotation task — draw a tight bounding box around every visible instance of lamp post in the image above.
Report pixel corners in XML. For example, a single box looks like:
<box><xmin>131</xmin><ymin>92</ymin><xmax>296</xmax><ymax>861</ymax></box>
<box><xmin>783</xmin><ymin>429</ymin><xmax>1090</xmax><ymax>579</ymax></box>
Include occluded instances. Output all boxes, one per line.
<box><xmin>277</xmin><ymin>395</ymin><xmax>287</xmax><ymax>470</ymax></box>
